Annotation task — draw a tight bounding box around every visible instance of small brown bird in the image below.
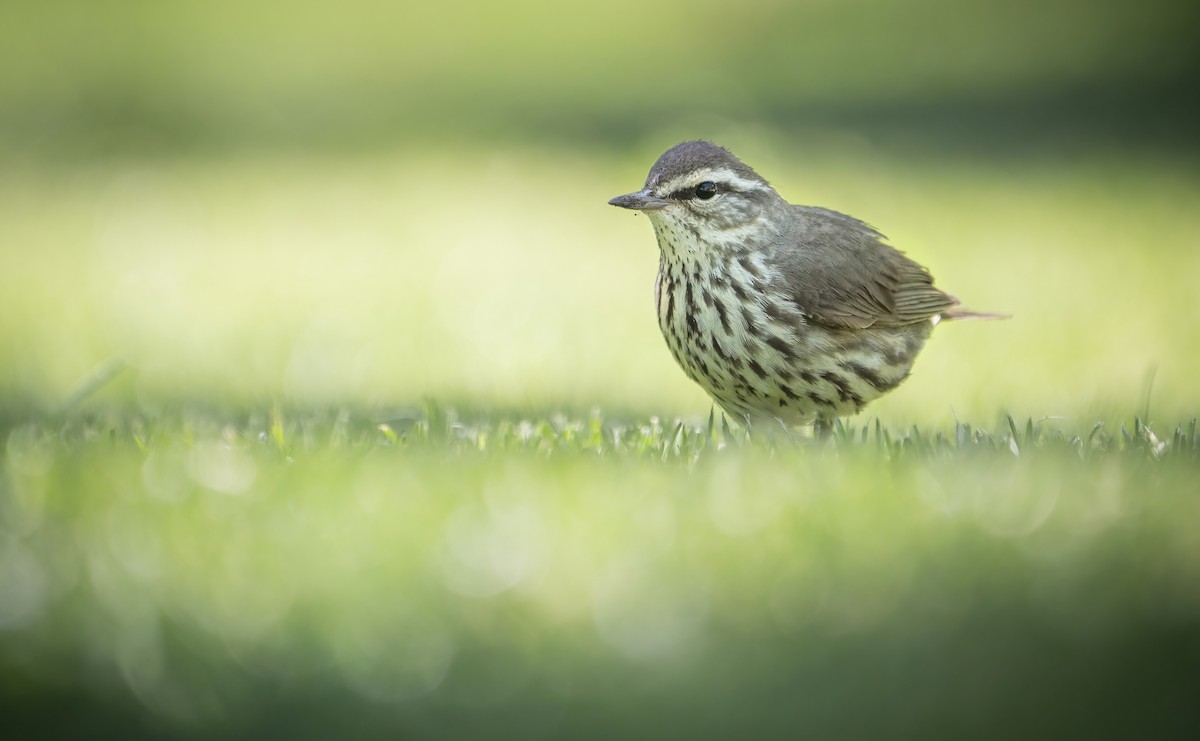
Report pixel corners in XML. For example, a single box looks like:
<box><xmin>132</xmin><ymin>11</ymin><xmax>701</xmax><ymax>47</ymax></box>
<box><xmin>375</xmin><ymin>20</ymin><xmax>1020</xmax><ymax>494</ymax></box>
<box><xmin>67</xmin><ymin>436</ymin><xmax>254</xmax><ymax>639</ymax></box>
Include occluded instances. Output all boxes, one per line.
<box><xmin>609</xmin><ymin>140</ymin><xmax>1002</xmax><ymax>428</ymax></box>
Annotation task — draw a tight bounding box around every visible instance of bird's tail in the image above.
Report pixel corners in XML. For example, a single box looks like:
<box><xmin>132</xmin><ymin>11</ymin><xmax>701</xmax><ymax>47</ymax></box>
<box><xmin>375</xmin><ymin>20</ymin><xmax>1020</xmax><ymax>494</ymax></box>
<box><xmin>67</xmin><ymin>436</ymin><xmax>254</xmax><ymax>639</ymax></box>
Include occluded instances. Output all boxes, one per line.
<box><xmin>939</xmin><ymin>307</ymin><xmax>1011</xmax><ymax>322</ymax></box>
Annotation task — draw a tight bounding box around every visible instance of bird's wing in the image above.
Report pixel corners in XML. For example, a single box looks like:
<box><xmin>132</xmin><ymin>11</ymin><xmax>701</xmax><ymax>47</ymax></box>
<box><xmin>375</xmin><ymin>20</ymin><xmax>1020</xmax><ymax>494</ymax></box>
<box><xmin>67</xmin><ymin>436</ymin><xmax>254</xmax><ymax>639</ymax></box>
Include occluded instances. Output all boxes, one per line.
<box><xmin>773</xmin><ymin>206</ymin><xmax>960</xmax><ymax>329</ymax></box>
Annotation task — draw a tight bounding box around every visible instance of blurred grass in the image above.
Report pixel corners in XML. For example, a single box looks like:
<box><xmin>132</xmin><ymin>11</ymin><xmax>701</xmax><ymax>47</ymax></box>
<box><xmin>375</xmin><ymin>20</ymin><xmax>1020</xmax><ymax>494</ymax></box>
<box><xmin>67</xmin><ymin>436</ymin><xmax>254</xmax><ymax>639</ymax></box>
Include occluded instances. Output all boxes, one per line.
<box><xmin>2</xmin><ymin>409</ymin><xmax>1199</xmax><ymax>738</ymax></box>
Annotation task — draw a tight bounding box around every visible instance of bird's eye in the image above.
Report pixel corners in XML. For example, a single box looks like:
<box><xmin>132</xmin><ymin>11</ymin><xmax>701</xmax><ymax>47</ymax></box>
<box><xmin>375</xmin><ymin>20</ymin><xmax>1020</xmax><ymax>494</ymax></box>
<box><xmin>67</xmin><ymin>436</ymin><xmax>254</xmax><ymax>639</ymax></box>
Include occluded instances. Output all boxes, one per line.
<box><xmin>695</xmin><ymin>181</ymin><xmax>718</xmax><ymax>200</ymax></box>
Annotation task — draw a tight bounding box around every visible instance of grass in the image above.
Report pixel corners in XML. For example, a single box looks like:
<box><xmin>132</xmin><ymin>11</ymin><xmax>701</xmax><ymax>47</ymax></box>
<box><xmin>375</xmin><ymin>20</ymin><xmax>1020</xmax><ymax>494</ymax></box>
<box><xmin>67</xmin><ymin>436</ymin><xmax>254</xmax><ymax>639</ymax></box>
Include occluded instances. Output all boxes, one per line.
<box><xmin>3</xmin><ymin>404</ymin><xmax>1199</xmax><ymax>739</ymax></box>
<box><xmin>23</xmin><ymin>402</ymin><xmax>1197</xmax><ymax>462</ymax></box>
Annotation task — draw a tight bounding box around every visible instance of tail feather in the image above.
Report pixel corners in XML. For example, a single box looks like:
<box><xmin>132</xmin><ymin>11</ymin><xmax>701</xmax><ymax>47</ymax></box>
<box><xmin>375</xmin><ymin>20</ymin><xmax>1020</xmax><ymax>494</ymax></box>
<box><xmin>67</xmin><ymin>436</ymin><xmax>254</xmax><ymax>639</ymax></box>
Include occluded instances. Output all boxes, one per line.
<box><xmin>939</xmin><ymin>307</ymin><xmax>1011</xmax><ymax>321</ymax></box>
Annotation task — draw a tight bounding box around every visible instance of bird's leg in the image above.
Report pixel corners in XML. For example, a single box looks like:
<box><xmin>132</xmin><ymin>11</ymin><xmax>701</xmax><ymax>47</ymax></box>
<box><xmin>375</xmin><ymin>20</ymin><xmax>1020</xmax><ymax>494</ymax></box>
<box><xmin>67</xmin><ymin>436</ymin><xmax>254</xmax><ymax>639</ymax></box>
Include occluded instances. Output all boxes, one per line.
<box><xmin>813</xmin><ymin>413</ymin><xmax>836</xmax><ymax>441</ymax></box>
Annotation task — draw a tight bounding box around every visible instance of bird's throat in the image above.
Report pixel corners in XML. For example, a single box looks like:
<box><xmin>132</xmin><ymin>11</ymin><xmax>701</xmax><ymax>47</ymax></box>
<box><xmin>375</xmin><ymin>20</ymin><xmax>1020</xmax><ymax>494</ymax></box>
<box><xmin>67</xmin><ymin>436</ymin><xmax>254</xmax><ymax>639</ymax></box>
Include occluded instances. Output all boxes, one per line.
<box><xmin>648</xmin><ymin>212</ymin><xmax>716</xmax><ymax>264</ymax></box>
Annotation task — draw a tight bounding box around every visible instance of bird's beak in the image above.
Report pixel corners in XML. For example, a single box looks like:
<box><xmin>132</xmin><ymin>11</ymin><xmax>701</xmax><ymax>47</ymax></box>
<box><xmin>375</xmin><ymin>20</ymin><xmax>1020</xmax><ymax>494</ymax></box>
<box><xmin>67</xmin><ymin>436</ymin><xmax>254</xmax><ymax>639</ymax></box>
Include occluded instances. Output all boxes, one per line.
<box><xmin>608</xmin><ymin>190</ymin><xmax>670</xmax><ymax>211</ymax></box>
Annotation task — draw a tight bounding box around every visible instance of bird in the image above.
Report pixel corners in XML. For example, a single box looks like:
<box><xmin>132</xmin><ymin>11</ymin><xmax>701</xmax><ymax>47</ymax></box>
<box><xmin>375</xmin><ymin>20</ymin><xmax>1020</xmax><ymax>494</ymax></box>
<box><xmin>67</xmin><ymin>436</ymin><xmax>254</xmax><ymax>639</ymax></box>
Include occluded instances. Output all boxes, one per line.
<box><xmin>608</xmin><ymin>140</ymin><xmax>1003</xmax><ymax>430</ymax></box>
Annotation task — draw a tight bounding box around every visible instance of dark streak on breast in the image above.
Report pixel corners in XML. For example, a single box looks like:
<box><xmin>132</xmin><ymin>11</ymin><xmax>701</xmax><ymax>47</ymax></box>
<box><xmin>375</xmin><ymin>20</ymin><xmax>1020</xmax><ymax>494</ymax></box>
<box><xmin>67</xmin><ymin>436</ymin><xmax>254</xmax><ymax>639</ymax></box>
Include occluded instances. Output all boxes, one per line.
<box><xmin>821</xmin><ymin>371</ymin><xmax>862</xmax><ymax>406</ymax></box>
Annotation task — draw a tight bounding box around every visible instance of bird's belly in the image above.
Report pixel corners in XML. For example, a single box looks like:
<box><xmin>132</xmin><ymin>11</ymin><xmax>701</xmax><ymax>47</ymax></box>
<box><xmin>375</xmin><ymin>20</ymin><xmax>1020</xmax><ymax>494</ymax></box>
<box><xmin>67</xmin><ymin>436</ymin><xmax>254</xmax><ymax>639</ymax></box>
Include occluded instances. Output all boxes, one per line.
<box><xmin>655</xmin><ymin>263</ymin><xmax>928</xmax><ymax>424</ymax></box>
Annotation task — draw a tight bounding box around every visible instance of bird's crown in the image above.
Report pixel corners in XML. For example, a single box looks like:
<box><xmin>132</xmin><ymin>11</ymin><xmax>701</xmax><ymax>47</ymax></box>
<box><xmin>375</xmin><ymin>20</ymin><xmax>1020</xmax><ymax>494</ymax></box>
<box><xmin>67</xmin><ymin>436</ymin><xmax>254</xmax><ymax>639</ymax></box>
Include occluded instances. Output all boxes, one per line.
<box><xmin>644</xmin><ymin>141</ymin><xmax>772</xmax><ymax>200</ymax></box>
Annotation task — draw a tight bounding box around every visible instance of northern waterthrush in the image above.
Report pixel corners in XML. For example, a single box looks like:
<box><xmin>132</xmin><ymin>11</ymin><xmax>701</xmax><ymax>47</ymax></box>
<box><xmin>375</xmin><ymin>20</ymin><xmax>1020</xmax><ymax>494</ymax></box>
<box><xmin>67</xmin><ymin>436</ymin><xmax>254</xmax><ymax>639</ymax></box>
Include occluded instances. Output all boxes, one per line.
<box><xmin>610</xmin><ymin>140</ymin><xmax>1001</xmax><ymax>427</ymax></box>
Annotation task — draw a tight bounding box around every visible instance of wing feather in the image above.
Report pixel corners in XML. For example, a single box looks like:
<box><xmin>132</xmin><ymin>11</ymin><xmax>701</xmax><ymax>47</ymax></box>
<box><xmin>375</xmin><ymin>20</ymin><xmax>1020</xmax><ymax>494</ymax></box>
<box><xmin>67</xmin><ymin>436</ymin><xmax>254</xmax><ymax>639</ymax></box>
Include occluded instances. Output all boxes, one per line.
<box><xmin>773</xmin><ymin>206</ymin><xmax>959</xmax><ymax>329</ymax></box>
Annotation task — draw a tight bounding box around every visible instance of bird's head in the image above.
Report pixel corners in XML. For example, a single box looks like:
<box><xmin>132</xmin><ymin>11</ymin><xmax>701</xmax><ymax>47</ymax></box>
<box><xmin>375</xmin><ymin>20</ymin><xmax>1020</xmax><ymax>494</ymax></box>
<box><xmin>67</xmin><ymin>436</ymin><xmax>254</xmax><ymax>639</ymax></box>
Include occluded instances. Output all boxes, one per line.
<box><xmin>609</xmin><ymin>141</ymin><xmax>784</xmax><ymax>237</ymax></box>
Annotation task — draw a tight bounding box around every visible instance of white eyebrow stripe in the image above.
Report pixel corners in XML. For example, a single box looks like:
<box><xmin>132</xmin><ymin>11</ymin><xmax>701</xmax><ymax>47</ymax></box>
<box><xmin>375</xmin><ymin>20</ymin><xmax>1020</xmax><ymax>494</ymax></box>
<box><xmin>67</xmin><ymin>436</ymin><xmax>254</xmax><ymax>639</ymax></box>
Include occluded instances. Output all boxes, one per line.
<box><xmin>656</xmin><ymin>169</ymin><xmax>771</xmax><ymax>196</ymax></box>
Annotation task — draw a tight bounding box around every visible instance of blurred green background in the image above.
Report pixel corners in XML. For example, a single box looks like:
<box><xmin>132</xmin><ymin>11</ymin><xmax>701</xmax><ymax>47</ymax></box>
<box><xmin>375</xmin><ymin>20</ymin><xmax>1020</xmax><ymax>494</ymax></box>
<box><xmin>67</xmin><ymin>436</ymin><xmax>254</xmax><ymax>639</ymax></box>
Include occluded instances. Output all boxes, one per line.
<box><xmin>1</xmin><ymin>0</ymin><xmax>1198</xmax><ymax>421</ymax></box>
<box><xmin>2</xmin><ymin>0</ymin><xmax>1200</xmax><ymax>738</ymax></box>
